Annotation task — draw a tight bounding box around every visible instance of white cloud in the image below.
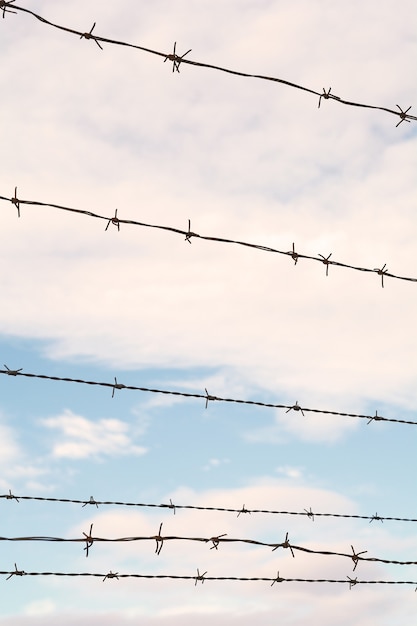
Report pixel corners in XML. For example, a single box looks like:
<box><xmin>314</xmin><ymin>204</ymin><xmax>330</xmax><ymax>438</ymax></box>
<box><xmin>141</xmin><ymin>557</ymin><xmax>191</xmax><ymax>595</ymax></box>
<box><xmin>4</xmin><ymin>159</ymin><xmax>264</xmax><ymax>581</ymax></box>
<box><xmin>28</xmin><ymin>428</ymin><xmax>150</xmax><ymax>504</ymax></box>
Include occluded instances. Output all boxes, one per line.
<box><xmin>40</xmin><ymin>410</ymin><xmax>147</xmax><ymax>459</ymax></box>
<box><xmin>276</xmin><ymin>466</ymin><xmax>303</xmax><ymax>480</ymax></box>
<box><xmin>244</xmin><ymin>406</ymin><xmax>359</xmax><ymax>444</ymax></box>
<box><xmin>49</xmin><ymin>478</ymin><xmax>415</xmax><ymax>624</ymax></box>
<box><xmin>0</xmin><ymin>0</ymin><xmax>415</xmax><ymax>424</ymax></box>
<box><xmin>23</xmin><ymin>600</ymin><xmax>56</xmax><ymax>617</ymax></box>
<box><xmin>202</xmin><ymin>458</ymin><xmax>230</xmax><ymax>471</ymax></box>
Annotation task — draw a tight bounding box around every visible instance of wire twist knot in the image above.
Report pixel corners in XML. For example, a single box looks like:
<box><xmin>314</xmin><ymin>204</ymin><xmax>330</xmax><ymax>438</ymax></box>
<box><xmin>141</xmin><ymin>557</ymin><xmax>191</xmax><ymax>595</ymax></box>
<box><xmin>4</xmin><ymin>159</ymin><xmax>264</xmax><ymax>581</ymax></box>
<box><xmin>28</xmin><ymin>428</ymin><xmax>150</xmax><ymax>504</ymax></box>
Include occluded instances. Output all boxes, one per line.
<box><xmin>80</xmin><ymin>23</ymin><xmax>103</xmax><ymax>50</ymax></box>
<box><xmin>350</xmin><ymin>545</ymin><xmax>367</xmax><ymax>571</ymax></box>
<box><xmin>82</xmin><ymin>496</ymin><xmax>99</xmax><ymax>508</ymax></box>
<box><xmin>164</xmin><ymin>42</ymin><xmax>192</xmax><ymax>73</ymax></box>
<box><xmin>6</xmin><ymin>563</ymin><xmax>25</xmax><ymax>580</ymax></box>
<box><xmin>286</xmin><ymin>401</ymin><xmax>305</xmax><ymax>417</ymax></box>
<box><xmin>194</xmin><ymin>568</ymin><xmax>207</xmax><ymax>586</ymax></box>
<box><xmin>0</xmin><ymin>1</ymin><xmax>16</xmax><ymax>18</ymax></box>
<box><xmin>83</xmin><ymin>524</ymin><xmax>94</xmax><ymax>557</ymax></box>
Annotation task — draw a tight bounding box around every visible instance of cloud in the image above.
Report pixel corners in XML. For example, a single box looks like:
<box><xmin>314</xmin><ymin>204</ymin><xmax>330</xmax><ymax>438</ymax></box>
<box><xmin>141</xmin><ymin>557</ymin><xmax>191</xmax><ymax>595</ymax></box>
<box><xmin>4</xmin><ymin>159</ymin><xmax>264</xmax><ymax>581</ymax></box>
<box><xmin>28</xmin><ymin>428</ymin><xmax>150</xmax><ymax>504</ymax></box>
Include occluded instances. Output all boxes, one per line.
<box><xmin>202</xmin><ymin>458</ymin><xmax>230</xmax><ymax>471</ymax></box>
<box><xmin>0</xmin><ymin>0</ymin><xmax>415</xmax><ymax>421</ymax></box>
<box><xmin>23</xmin><ymin>600</ymin><xmax>56</xmax><ymax>617</ymax></box>
<box><xmin>40</xmin><ymin>410</ymin><xmax>147</xmax><ymax>459</ymax></box>
<box><xmin>34</xmin><ymin>478</ymin><xmax>414</xmax><ymax>625</ymax></box>
<box><xmin>0</xmin><ymin>421</ymin><xmax>20</xmax><ymax>467</ymax></box>
<box><xmin>275</xmin><ymin>466</ymin><xmax>304</xmax><ymax>480</ymax></box>
<box><xmin>244</xmin><ymin>407</ymin><xmax>359</xmax><ymax>444</ymax></box>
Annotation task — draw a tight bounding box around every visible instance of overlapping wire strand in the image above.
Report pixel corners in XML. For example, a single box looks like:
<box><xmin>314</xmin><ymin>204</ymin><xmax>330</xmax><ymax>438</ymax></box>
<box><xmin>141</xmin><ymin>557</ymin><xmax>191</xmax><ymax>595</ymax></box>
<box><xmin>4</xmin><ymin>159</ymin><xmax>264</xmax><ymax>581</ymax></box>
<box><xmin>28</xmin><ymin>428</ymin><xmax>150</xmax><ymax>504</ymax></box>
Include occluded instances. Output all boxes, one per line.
<box><xmin>1</xmin><ymin>2</ymin><xmax>415</xmax><ymax>125</ymax></box>
<box><xmin>1</xmin><ymin>193</ymin><xmax>416</xmax><ymax>287</ymax></box>
<box><xmin>2</xmin><ymin>492</ymin><xmax>416</xmax><ymax>524</ymax></box>
<box><xmin>2</xmin><ymin>567</ymin><xmax>416</xmax><ymax>587</ymax></box>
<box><xmin>1</xmin><ymin>366</ymin><xmax>416</xmax><ymax>425</ymax></box>
<box><xmin>1</xmin><ymin>526</ymin><xmax>416</xmax><ymax>568</ymax></box>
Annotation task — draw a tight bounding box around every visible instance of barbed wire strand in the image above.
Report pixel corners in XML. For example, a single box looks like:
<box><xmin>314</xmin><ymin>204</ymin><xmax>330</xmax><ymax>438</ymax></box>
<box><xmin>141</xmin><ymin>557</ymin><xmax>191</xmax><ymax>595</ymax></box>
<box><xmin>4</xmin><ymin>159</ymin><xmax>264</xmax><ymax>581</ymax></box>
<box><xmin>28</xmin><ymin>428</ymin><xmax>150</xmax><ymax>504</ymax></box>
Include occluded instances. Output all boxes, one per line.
<box><xmin>1</xmin><ymin>2</ymin><xmax>415</xmax><ymax>125</ymax></box>
<box><xmin>1</xmin><ymin>492</ymin><xmax>416</xmax><ymax>524</ymax></box>
<box><xmin>1</xmin><ymin>568</ymin><xmax>416</xmax><ymax>587</ymax></box>
<box><xmin>1</xmin><ymin>193</ymin><xmax>416</xmax><ymax>287</ymax></box>
<box><xmin>1</xmin><ymin>529</ymin><xmax>415</xmax><ymax>568</ymax></box>
<box><xmin>1</xmin><ymin>366</ymin><xmax>416</xmax><ymax>426</ymax></box>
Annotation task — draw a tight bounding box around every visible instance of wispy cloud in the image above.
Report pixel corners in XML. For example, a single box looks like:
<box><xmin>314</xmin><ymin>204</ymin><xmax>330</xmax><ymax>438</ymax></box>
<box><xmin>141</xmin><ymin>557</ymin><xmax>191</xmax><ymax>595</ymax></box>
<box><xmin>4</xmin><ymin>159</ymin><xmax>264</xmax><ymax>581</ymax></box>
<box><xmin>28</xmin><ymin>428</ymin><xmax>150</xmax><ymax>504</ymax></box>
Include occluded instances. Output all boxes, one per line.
<box><xmin>40</xmin><ymin>410</ymin><xmax>147</xmax><ymax>459</ymax></box>
<box><xmin>202</xmin><ymin>457</ymin><xmax>230</xmax><ymax>471</ymax></box>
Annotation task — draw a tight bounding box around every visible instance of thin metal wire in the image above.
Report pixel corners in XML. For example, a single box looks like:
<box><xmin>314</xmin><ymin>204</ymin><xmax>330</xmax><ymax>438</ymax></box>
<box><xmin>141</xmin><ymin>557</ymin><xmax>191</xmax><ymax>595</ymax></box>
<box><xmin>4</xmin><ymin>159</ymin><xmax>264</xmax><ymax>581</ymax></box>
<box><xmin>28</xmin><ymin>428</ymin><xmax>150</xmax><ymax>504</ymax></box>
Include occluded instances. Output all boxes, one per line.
<box><xmin>1</xmin><ymin>366</ymin><xmax>415</xmax><ymax>425</ymax></box>
<box><xmin>4</xmin><ymin>3</ymin><xmax>416</xmax><ymax>125</ymax></box>
<box><xmin>1</xmin><ymin>568</ymin><xmax>416</xmax><ymax>586</ymax></box>
<box><xmin>1</xmin><ymin>193</ymin><xmax>416</xmax><ymax>287</ymax></box>
<box><xmin>0</xmin><ymin>531</ymin><xmax>415</xmax><ymax>568</ymax></box>
<box><xmin>1</xmin><ymin>492</ymin><xmax>415</xmax><ymax>524</ymax></box>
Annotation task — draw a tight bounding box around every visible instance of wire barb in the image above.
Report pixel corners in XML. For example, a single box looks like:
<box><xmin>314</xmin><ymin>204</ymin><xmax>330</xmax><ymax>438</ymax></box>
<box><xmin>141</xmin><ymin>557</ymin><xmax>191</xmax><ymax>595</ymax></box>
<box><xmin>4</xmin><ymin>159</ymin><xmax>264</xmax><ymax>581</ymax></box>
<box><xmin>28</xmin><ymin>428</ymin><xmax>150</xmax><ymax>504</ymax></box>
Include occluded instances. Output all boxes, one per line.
<box><xmin>6</xmin><ymin>563</ymin><xmax>25</xmax><ymax>580</ymax></box>
<box><xmin>82</xmin><ymin>496</ymin><xmax>99</xmax><ymax>509</ymax></box>
<box><xmin>152</xmin><ymin>523</ymin><xmax>164</xmax><ymax>555</ymax></box>
<box><xmin>10</xmin><ymin>187</ymin><xmax>20</xmax><ymax>217</ymax></box>
<box><xmin>237</xmin><ymin>504</ymin><xmax>251</xmax><ymax>518</ymax></box>
<box><xmin>370</xmin><ymin>513</ymin><xmax>383</xmax><ymax>524</ymax></box>
<box><xmin>271</xmin><ymin>571</ymin><xmax>285</xmax><ymax>586</ymax></box>
<box><xmin>111</xmin><ymin>377</ymin><xmax>125</xmax><ymax>398</ymax></box>
<box><xmin>374</xmin><ymin>264</ymin><xmax>388</xmax><ymax>288</ymax></box>
<box><xmin>350</xmin><ymin>545</ymin><xmax>367</xmax><ymax>571</ymax></box>
<box><xmin>185</xmin><ymin>219</ymin><xmax>198</xmax><ymax>243</ymax></box>
<box><xmin>105</xmin><ymin>209</ymin><xmax>120</xmax><ymax>231</ymax></box>
<box><xmin>103</xmin><ymin>570</ymin><xmax>119</xmax><ymax>581</ymax></box>
<box><xmin>194</xmin><ymin>568</ymin><xmax>207</xmax><ymax>586</ymax></box>
<box><xmin>286</xmin><ymin>401</ymin><xmax>305</xmax><ymax>417</ymax></box>
<box><xmin>3</xmin><ymin>364</ymin><xmax>22</xmax><ymax>376</ymax></box>
<box><xmin>83</xmin><ymin>524</ymin><xmax>94</xmax><ymax>558</ymax></box>
<box><xmin>272</xmin><ymin>532</ymin><xmax>295</xmax><ymax>557</ymax></box>
<box><xmin>164</xmin><ymin>42</ymin><xmax>192</xmax><ymax>73</ymax></box>
<box><xmin>367</xmin><ymin>410</ymin><xmax>383</xmax><ymax>425</ymax></box>
<box><xmin>5</xmin><ymin>489</ymin><xmax>19</xmax><ymax>502</ymax></box>
<box><xmin>209</xmin><ymin>534</ymin><xmax>227</xmax><ymax>550</ymax></box>
<box><xmin>318</xmin><ymin>87</ymin><xmax>340</xmax><ymax>108</ymax></box>
<box><xmin>80</xmin><ymin>22</ymin><xmax>103</xmax><ymax>50</ymax></box>
<box><xmin>395</xmin><ymin>104</ymin><xmax>412</xmax><ymax>127</ymax></box>
<box><xmin>282</xmin><ymin>532</ymin><xmax>295</xmax><ymax>558</ymax></box>
<box><xmin>319</xmin><ymin>253</ymin><xmax>332</xmax><ymax>276</ymax></box>
<box><xmin>347</xmin><ymin>575</ymin><xmax>358</xmax><ymax>590</ymax></box>
<box><xmin>304</xmin><ymin>507</ymin><xmax>315</xmax><ymax>521</ymax></box>
<box><xmin>0</xmin><ymin>0</ymin><xmax>16</xmax><ymax>18</ymax></box>
<box><xmin>288</xmin><ymin>242</ymin><xmax>299</xmax><ymax>265</ymax></box>
<box><xmin>205</xmin><ymin>387</ymin><xmax>216</xmax><ymax>409</ymax></box>
<box><xmin>167</xmin><ymin>498</ymin><xmax>176</xmax><ymax>515</ymax></box>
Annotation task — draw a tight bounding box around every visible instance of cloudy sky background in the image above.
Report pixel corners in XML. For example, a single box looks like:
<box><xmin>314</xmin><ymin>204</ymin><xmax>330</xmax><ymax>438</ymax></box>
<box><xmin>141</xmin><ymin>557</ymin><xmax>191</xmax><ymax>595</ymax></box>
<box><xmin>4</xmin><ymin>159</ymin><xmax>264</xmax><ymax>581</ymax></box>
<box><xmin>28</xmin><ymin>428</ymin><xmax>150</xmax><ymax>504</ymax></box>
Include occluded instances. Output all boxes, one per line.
<box><xmin>1</xmin><ymin>0</ymin><xmax>416</xmax><ymax>623</ymax></box>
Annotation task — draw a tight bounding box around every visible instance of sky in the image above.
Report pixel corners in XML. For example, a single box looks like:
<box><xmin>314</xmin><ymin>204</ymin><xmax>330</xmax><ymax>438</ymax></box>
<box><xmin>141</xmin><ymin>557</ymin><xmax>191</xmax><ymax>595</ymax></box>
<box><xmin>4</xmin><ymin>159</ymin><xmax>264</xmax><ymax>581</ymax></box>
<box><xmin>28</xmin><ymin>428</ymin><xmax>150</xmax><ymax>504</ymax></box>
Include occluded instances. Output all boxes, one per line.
<box><xmin>0</xmin><ymin>0</ymin><xmax>416</xmax><ymax>623</ymax></box>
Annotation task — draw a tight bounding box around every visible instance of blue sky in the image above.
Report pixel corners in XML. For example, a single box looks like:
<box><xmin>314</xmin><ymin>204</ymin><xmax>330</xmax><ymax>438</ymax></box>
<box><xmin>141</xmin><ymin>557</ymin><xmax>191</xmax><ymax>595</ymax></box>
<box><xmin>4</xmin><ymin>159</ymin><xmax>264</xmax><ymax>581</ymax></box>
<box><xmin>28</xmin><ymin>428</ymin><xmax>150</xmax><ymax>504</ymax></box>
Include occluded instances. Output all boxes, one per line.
<box><xmin>1</xmin><ymin>0</ymin><xmax>416</xmax><ymax>623</ymax></box>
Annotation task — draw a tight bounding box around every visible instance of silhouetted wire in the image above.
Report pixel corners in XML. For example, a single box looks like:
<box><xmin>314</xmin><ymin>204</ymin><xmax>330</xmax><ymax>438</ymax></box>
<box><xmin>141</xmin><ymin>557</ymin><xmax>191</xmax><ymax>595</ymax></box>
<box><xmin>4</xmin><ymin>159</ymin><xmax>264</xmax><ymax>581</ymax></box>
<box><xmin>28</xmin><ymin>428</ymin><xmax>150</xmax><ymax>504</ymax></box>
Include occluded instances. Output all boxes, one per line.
<box><xmin>0</xmin><ymin>194</ymin><xmax>416</xmax><ymax>287</ymax></box>
<box><xmin>1</xmin><ymin>530</ymin><xmax>416</xmax><ymax>568</ymax></box>
<box><xmin>1</xmin><ymin>567</ymin><xmax>416</xmax><ymax>587</ymax></box>
<box><xmin>1</xmin><ymin>493</ymin><xmax>416</xmax><ymax>524</ymax></box>
<box><xmin>3</xmin><ymin>3</ymin><xmax>416</xmax><ymax>125</ymax></box>
<box><xmin>1</xmin><ymin>367</ymin><xmax>416</xmax><ymax>425</ymax></box>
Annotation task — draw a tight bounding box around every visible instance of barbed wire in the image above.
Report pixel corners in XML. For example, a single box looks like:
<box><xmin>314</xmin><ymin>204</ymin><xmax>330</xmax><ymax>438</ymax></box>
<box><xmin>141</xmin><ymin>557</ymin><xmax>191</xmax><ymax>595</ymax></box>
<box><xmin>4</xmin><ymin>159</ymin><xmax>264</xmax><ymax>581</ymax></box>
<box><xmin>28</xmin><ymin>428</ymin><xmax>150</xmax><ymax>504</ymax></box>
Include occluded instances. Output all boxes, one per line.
<box><xmin>1</xmin><ymin>566</ymin><xmax>416</xmax><ymax>588</ymax></box>
<box><xmin>0</xmin><ymin>525</ymin><xmax>415</xmax><ymax>568</ymax></box>
<box><xmin>1</xmin><ymin>193</ymin><xmax>415</xmax><ymax>287</ymax></box>
<box><xmin>1</xmin><ymin>366</ymin><xmax>416</xmax><ymax>426</ymax></box>
<box><xmin>2</xmin><ymin>492</ymin><xmax>416</xmax><ymax>524</ymax></box>
<box><xmin>1</xmin><ymin>2</ymin><xmax>415</xmax><ymax>126</ymax></box>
